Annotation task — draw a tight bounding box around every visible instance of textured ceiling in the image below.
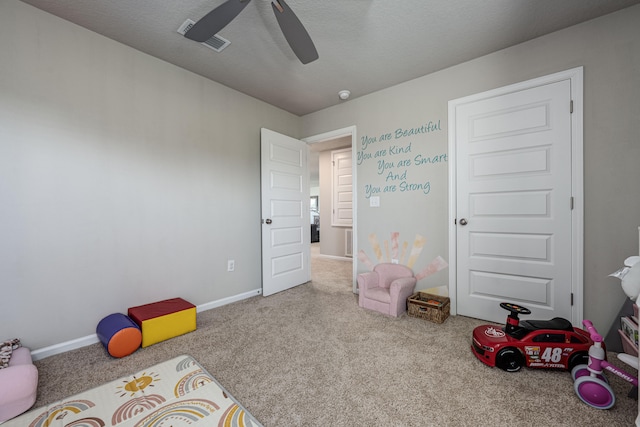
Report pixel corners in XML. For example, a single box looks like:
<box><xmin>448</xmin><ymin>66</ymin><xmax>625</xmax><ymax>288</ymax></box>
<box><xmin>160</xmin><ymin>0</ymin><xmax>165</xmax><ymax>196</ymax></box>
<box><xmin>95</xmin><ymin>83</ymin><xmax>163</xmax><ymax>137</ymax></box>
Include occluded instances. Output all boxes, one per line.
<box><xmin>19</xmin><ymin>0</ymin><xmax>640</xmax><ymax>116</ymax></box>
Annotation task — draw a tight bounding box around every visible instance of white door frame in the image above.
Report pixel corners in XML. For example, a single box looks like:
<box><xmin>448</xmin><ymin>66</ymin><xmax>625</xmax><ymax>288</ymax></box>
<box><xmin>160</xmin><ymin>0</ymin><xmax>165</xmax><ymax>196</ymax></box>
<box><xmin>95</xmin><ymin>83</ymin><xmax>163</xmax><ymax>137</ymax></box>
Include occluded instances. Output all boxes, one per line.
<box><xmin>303</xmin><ymin>126</ymin><xmax>358</xmax><ymax>293</ymax></box>
<box><xmin>447</xmin><ymin>67</ymin><xmax>584</xmax><ymax>325</ymax></box>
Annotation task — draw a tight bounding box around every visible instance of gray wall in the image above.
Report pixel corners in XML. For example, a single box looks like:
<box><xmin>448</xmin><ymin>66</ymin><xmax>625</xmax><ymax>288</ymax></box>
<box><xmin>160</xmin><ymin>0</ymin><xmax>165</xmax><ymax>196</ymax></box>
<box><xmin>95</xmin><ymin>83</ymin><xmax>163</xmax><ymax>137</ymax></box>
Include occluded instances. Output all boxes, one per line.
<box><xmin>2</xmin><ymin>0</ymin><xmax>639</xmax><ymax>352</ymax></box>
<box><xmin>301</xmin><ymin>5</ymin><xmax>640</xmax><ymax>331</ymax></box>
<box><xmin>0</xmin><ymin>0</ymin><xmax>299</xmax><ymax>349</ymax></box>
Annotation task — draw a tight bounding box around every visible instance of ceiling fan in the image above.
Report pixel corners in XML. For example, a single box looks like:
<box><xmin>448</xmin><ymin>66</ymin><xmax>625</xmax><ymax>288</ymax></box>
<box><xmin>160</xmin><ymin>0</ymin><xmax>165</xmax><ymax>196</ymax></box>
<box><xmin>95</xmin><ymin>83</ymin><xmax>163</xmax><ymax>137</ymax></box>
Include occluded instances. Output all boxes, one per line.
<box><xmin>184</xmin><ymin>0</ymin><xmax>319</xmax><ymax>64</ymax></box>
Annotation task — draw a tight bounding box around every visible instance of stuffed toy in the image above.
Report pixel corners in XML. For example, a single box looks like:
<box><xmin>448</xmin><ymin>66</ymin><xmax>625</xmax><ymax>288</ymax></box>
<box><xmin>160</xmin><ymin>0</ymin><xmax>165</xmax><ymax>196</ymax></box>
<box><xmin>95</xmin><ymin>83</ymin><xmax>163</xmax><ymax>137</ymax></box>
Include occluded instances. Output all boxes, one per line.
<box><xmin>611</xmin><ymin>256</ymin><xmax>640</xmax><ymax>301</ymax></box>
<box><xmin>0</xmin><ymin>338</ymin><xmax>21</xmax><ymax>369</ymax></box>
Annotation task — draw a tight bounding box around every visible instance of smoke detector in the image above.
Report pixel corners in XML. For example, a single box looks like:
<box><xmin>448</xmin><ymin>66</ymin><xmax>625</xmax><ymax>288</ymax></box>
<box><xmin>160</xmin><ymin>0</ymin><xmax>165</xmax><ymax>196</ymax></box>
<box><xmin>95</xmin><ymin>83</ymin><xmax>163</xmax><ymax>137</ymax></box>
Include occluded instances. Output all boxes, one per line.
<box><xmin>178</xmin><ymin>19</ymin><xmax>230</xmax><ymax>52</ymax></box>
<box><xmin>338</xmin><ymin>90</ymin><xmax>351</xmax><ymax>100</ymax></box>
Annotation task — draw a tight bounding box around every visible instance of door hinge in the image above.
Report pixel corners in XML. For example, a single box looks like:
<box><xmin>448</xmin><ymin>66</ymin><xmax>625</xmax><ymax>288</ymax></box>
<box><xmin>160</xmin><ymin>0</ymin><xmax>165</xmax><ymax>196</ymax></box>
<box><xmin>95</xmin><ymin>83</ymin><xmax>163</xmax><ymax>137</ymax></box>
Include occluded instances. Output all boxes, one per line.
<box><xmin>571</xmin><ymin>293</ymin><xmax>574</xmax><ymax>306</ymax></box>
<box><xmin>570</xmin><ymin>100</ymin><xmax>574</xmax><ymax>114</ymax></box>
<box><xmin>570</xmin><ymin>196</ymin><xmax>574</xmax><ymax>210</ymax></box>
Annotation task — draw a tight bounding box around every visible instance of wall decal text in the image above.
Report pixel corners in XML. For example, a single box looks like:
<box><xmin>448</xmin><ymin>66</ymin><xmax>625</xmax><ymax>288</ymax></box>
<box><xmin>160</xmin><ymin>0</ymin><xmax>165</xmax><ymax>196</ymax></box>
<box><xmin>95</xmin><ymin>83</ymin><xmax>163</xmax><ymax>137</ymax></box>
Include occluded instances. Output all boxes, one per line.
<box><xmin>359</xmin><ymin>120</ymin><xmax>445</xmax><ymax>198</ymax></box>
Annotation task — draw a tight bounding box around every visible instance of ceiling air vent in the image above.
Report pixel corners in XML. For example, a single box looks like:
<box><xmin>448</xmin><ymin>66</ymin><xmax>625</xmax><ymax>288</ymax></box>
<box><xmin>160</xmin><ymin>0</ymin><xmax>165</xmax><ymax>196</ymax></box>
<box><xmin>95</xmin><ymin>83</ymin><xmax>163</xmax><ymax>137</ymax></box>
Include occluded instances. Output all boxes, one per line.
<box><xmin>177</xmin><ymin>19</ymin><xmax>230</xmax><ymax>52</ymax></box>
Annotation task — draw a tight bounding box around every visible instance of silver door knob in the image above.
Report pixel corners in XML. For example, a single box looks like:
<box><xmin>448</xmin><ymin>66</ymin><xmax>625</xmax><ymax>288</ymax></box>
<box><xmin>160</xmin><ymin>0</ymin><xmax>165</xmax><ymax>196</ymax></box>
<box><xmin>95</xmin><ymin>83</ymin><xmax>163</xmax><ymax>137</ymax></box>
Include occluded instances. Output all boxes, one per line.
<box><xmin>265</xmin><ymin>219</ymin><xmax>272</xmax><ymax>224</ymax></box>
<box><xmin>459</xmin><ymin>218</ymin><xmax>468</xmax><ymax>226</ymax></box>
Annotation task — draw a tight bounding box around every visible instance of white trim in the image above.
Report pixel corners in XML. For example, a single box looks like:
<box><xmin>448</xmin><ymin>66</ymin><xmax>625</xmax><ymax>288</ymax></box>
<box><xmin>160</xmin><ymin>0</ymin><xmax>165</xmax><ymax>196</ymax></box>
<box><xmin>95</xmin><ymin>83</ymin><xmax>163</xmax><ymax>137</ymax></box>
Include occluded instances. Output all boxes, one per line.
<box><xmin>317</xmin><ymin>254</ymin><xmax>352</xmax><ymax>262</ymax></box>
<box><xmin>32</xmin><ymin>335</ymin><xmax>100</xmax><ymax>361</ymax></box>
<box><xmin>303</xmin><ymin>126</ymin><xmax>358</xmax><ymax>294</ymax></box>
<box><xmin>303</xmin><ymin>126</ymin><xmax>356</xmax><ymax>144</ymax></box>
<box><xmin>31</xmin><ymin>288</ymin><xmax>262</xmax><ymax>361</ymax></box>
<box><xmin>447</xmin><ymin>66</ymin><xmax>584</xmax><ymax>325</ymax></box>
<box><xmin>196</xmin><ymin>288</ymin><xmax>262</xmax><ymax>312</ymax></box>
<box><xmin>570</xmin><ymin>68</ymin><xmax>585</xmax><ymax>325</ymax></box>
<box><xmin>447</xmin><ymin>108</ymin><xmax>458</xmax><ymax>316</ymax></box>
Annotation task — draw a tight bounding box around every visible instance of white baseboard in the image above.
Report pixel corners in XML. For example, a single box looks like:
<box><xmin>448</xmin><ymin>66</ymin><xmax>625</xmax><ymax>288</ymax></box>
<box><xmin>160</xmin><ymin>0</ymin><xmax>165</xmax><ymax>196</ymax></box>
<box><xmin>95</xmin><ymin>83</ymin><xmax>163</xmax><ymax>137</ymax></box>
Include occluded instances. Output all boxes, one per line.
<box><xmin>196</xmin><ymin>288</ymin><xmax>262</xmax><ymax>312</ymax></box>
<box><xmin>32</xmin><ymin>335</ymin><xmax>101</xmax><ymax>361</ymax></box>
<box><xmin>31</xmin><ymin>288</ymin><xmax>263</xmax><ymax>362</ymax></box>
<box><xmin>317</xmin><ymin>254</ymin><xmax>352</xmax><ymax>262</ymax></box>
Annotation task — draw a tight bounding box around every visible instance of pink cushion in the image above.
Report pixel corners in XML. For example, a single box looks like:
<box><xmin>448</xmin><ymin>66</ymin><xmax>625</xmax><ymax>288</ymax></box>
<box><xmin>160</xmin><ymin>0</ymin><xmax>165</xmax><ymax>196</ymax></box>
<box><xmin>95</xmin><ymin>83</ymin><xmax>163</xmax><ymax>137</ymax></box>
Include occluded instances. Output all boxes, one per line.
<box><xmin>0</xmin><ymin>347</ymin><xmax>38</xmax><ymax>423</ymax></box>
<box><xmin>366</xmin><ymin>287</ymin><xmax>392</xmax><ymax>303</ymax></box>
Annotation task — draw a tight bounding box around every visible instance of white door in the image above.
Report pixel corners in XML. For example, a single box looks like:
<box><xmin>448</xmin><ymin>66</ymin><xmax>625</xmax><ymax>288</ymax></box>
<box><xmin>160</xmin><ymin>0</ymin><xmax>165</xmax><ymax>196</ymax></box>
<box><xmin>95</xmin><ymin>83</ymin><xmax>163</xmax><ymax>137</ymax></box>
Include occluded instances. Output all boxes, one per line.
<box><xmin>454</xmin><ymin>79</ymin><xmax>574</xmax><ymax>323</ymax></box>
<box><xmin>331</xmin><ymin>148</ymin><xmax>353</xmax><ymax>227</ymax></box>
<box><xmin>261</xmin><ymin>128</ymin><xmax>310</xmax><ymax>296</ymax></box>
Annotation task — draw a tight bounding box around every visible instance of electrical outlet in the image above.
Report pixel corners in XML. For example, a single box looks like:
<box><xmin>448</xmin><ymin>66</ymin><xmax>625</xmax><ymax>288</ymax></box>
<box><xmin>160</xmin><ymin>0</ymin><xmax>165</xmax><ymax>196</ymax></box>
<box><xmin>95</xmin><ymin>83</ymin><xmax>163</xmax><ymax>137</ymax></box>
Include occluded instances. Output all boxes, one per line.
<box><xmin>391</xmin><ymin>259</ymin><xmax>399</xmax><ymax>264</ymax></box>
<box><xmin>227</xmin><ymin>260</ymin><xmax>235</xmax><ymax>272</ymax></box>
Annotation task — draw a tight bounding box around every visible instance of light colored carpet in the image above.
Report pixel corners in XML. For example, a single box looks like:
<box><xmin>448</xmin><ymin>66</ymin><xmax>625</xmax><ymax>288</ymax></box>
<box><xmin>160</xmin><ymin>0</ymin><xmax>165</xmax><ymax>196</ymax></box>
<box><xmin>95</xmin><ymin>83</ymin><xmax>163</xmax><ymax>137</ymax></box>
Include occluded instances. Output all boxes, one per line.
<box><xmin>31</xmin><ymin>246</ymin><xmax>637</xmax><ymax>426</ymax></box>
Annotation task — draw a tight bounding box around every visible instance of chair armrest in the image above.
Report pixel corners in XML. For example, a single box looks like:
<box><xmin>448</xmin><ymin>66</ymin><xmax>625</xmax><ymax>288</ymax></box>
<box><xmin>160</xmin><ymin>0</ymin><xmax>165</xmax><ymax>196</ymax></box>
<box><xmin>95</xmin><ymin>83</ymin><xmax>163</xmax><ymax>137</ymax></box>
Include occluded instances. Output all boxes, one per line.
<box><xmin>389</xmin><ymin>277</ymin><xmax>418</xmax><ymax>316</ymax></box>
<box><xmin>0</xmin><ymin>364</ymin><xmax>39</xmax><ymax>401</ymax></box>
<box><xmin>357</xmin><ymin>271</ymin><xmax>379</xmax><ymax>292</ymax></box>
<box><xmin>390</xmin><ymin>277</ymin><xmax>417</xmax><ymax>293</ymax></box>
<box><xmin>7</xmin><ymin>347</ymin><xmax>33</xmax><ymax>366</ymax></box>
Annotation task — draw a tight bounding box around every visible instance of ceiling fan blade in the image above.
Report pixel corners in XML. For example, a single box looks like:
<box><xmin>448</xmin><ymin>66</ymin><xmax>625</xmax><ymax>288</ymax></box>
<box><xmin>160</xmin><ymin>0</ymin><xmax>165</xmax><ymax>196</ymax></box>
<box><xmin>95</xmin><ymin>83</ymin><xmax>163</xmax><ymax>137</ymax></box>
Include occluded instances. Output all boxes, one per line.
<box><xmin>185</xmin><ymin>0</ymin><xmax>252</xmax><ymax>42</ymax></box>
<box><xmin>271</xmin><ymin>0</ymin><xmax>318</xmax><ymax>64</ymax></box>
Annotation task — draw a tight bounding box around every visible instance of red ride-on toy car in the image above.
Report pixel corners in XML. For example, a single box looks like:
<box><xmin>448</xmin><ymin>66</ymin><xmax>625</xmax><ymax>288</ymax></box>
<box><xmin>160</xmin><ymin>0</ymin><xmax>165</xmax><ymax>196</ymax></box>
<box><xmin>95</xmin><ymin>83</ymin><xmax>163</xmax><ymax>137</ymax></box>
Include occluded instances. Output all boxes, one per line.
<box><xmin>471</xmin><ymin>303</ymin><xmax>598</xmax><ymax>372</ymax></box>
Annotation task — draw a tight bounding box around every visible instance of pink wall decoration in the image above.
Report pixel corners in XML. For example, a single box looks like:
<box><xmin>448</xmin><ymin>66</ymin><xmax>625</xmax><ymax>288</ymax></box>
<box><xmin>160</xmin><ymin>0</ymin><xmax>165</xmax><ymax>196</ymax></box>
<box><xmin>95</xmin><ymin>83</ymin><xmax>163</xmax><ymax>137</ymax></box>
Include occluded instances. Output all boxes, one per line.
<box><xmin>358</xmin><ymin>232</ymin><xmax>448</xmax><ymax>281</ymax></box>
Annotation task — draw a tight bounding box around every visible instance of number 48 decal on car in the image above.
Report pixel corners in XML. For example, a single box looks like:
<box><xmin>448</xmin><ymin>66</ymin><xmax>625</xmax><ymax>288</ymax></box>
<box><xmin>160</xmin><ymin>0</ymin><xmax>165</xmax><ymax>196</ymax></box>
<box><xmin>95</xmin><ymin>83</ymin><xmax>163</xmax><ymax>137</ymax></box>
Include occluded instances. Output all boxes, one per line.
<box><xmin>542</xmin><ymin>347</ymin><xmax>564</xmax><ymax>363</ymax></box>
<box><xmin>526</xmin><ymin>346</ymin><xmax>571</xmax><ymax>368</ymax></box>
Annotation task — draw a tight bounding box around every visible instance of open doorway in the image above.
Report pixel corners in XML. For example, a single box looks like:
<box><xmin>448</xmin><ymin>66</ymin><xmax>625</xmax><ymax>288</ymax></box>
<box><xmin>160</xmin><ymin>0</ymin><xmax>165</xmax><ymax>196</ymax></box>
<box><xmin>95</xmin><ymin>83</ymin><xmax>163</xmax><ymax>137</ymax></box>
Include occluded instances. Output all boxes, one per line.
<box><xmin>304</xmin><ymin>126</ymin><xmax>357</xmax><ymax>293</ymax></box>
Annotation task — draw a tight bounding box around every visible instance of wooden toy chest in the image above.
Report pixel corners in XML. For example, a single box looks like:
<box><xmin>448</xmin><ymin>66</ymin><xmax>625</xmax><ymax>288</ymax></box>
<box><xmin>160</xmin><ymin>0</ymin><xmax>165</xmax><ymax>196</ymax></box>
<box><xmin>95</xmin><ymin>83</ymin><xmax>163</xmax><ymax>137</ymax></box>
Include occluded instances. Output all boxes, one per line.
<box><xmin>128</xmin><ymin>298</ymin><xmax>196</xmax><ymax>347</ymax></box>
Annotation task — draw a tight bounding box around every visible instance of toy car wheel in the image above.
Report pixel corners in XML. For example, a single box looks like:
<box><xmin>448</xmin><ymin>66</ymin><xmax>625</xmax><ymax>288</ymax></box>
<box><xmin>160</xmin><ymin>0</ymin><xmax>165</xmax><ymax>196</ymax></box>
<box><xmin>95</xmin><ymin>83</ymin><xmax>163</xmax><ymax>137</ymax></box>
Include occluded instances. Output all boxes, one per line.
<box><xmin>574</xmin><ymin>376</ymin><xmax>615</xmax><ymax>409</ymax></box>
<box><xmin>568</xmin><ymin>352</ymin><xmax>589</xmax><ymax>372</ymax></box>
<box><xmin>496</xmin><ymin>347</ymin><xmax>524</xmax><ymax>372</ymax></box>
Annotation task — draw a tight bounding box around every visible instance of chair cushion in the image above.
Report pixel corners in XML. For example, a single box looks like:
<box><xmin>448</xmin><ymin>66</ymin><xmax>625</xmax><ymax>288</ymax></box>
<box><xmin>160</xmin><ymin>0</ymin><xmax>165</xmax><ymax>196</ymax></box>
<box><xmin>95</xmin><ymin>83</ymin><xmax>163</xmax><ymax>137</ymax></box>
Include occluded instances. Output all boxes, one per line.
<box><xmin>365</xmin><ymin>287</ymin><xmax>391</xmax><ymax>304</ymax></box>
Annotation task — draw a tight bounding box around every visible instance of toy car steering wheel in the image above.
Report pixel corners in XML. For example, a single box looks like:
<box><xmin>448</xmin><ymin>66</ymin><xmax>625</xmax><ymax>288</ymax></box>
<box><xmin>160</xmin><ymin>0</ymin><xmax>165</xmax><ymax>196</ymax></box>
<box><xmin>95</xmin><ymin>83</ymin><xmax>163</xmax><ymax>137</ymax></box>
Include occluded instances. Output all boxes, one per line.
<box><xmin>500</xmin><ymin>302</ymin><xmax>531</xmax><ymax>335</ymax></box>
<box><xmin>500</xmin><ymin>302</ymin><xmax>531</xmax><ymax>316</ymax></box>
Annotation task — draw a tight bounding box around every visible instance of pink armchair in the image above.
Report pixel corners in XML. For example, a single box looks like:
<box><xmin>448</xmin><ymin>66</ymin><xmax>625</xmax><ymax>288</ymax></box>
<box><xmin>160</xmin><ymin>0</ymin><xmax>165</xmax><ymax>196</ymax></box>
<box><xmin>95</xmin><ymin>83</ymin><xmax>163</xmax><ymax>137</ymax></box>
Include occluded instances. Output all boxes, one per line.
<box><xmin>0</xmin><ymin>347</ymin><xmax>38</xmax><ymax>423</ymax></box>
<box><xmin>357</xmin><ymin>263</ymin><xmax>417</xmax><ymax>317</ymax></box>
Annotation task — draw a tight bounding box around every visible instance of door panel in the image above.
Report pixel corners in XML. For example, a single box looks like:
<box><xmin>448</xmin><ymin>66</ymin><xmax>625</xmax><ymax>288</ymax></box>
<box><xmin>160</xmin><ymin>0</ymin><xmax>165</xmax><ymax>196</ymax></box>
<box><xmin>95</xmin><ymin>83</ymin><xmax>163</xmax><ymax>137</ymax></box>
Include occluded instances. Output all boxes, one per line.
<box><xmin>469</xmin><ymin>271</ymin><xmax>551</xmax><ymax>303</ymax></box>
<box><xmin>471</xmin><ymin>191</ymin><xmax>551</xmax><ymax>217</ymax></box>
<box><xmin>332</xmin><ymin>148</ymin><xmax>353</xmax><ymax>226</ymax></box>
<box><xmin>261</xmin><ymin>128</ymin><xmax>310</xmax><ymax>296</ymax></box>
<box><xmin>456</xmin><ymin>79</ymin><xmax>572</xmax><ymax>323</ymax></box>
<box><xmin>470</xmin><ymin>232</ymin><xmax>551</xmax><ymax>261</ymax></box>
